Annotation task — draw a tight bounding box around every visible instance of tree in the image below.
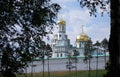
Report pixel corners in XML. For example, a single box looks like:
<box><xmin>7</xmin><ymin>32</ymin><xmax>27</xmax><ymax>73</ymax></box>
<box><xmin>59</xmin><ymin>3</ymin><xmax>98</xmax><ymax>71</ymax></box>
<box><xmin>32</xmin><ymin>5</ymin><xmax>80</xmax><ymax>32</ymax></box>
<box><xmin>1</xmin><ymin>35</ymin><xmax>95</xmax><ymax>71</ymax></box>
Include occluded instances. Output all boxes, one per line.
<box><xmin>94</xmin><ymin>41</ymin><xmax>100</xmax><ymax>77</ymax></box>
<box><xmin>101</xmin><ymin>38</ymin><xmax>109</xmax><ymax>65</ymax></box>
<box><xmin>66</xmin><ymin>52</ymin><xmax>72</xmax><ymax>77</ymax></box>
<box><xmin>66</xmin><ymin>50</ymin><xmax>79</xmax><ymax>77</ymax></box>
<box><xmin>93</xmin><ymin>41</ymin><xmax>101</xmax><ymax>47</ymax></box>
<box><xmin>84</xmin><ymin>40</ymin><xmax>92</xmax><ymax>63</ymax></box>
<box><xmin>101</xmin><ymin>38</ymin><xmax>109</xmax><ymax>49</ymax></box>
<box><xmin>84</xmin><ymin>40</ymin><xmax>92</xmax><ymax>77</ymax></box>
<box><xmin>39</xmin><ymin>43</ymin><xmax>52</xmax><ymax>77</ymax></box>
<box><xmin>78</xmin><ymin>0</ymin><xmax>120</xmax><ymax>77</ymax></box>
<box><xmin>72</xmin><ymin>49</ymin><xmax>79</xmax><ymax>77</ymax></box>
<box><xmin>46</xmin><ymin>44</ymin><xmax>52</xmax><ymax>77</ymax></box>
<box><xmin>47</xmin><ymin>44</ymin><xmax>52</xmax><ymax>77</ymax></box>
<box><xmin>0</xmin><ymin>0</ymin><xmax>60</xmax><ymax>77</ymax></box>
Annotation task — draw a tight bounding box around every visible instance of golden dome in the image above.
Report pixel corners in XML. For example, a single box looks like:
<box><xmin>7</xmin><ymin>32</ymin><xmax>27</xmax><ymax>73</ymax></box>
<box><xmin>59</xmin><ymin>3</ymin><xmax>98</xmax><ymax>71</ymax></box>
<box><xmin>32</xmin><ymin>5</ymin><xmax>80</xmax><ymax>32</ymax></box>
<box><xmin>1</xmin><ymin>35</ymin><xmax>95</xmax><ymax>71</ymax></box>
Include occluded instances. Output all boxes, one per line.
<box><xmin>76</xmin><ymin>33</ymin><xmax>90</xmax><ymax>42</ymax></box>
<box><xmin>57</xmin><ymin>19</ymin><xmax>66</xmax><ymax>26</ymax></box>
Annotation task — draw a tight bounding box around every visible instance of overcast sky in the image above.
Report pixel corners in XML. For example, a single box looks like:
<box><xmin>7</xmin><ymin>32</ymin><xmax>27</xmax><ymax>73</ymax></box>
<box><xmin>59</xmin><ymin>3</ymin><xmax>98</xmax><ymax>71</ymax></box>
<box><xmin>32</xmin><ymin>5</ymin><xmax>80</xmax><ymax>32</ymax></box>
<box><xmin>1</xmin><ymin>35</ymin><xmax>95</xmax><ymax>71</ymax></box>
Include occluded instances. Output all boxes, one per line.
<box><xmin>50</xmin><ymin>0</ymin><xmax>110</xmax><ymax>45</ymax></box>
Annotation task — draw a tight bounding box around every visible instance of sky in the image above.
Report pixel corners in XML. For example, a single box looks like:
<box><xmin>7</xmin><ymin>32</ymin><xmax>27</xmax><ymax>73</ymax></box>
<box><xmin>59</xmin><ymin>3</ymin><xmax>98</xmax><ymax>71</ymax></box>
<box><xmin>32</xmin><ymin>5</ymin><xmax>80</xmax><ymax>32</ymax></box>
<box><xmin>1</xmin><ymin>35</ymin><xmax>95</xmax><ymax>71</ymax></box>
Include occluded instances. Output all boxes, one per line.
<box><xmin>50</xmin><ymin>0</ymin><xmax>110</xmax><ymax>45</ymax></box>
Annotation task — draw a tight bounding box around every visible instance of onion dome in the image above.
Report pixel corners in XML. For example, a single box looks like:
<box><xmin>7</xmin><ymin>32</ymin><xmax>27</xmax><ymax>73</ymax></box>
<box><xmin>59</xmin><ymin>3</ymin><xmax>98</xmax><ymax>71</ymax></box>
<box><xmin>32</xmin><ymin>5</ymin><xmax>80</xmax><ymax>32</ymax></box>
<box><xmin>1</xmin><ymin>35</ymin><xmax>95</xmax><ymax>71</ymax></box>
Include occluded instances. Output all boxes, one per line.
<box><xmin>76</xmin><ymin>33</ymin><xmax>90</xmax><ymax>42</ymax></box>
<box><xmin>57</xmin><ymin>19</ymin><xmax>66</xmax><ymax>26</ymax></box>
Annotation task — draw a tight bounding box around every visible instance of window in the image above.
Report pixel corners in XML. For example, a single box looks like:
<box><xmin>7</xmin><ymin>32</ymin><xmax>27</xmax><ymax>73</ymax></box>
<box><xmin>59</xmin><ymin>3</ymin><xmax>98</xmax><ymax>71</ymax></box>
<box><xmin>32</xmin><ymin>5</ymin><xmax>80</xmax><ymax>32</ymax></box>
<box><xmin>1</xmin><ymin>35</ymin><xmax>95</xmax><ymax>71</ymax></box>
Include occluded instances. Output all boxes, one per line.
<box><xmin>61</xmin><ymin>54</ymin><xmax>62</xmax><ymax>57</ymax></box>
<box><xmin>62</xmin><ymin>26</ymin><xmax>64</xmax><ymax>31</ymax></box>
<box><xmin>59</xmin><ymin>34</ymin><xmax>61</xmax><ymax>37</ymax></box>
<box><xmin>57</xmin><ymin>54</ymin><xmax>59</xmax><ymax>57</ymax></box>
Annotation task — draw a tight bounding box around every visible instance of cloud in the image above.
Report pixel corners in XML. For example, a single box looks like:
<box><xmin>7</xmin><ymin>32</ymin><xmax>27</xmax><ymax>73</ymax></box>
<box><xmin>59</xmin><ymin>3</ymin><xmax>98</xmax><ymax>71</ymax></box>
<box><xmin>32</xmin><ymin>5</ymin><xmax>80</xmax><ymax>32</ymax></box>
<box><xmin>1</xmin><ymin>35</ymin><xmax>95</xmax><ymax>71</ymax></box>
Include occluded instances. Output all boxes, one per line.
<box><xmin>86</xmin><ymin>23</ymin><xmax>110</xmax><ymax>43</ymax></box>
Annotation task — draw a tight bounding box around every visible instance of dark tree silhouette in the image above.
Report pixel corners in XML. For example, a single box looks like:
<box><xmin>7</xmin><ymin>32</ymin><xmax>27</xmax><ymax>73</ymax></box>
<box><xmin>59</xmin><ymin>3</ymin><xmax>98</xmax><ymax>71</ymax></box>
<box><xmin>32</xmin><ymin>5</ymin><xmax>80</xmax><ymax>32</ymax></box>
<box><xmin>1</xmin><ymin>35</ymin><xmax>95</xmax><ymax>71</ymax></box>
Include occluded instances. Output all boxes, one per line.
<box><xmin>0</xmin><ymin>0</ymin><xmax>60</xmax><ymax>77</ymax></box>
<box><xmin>78</xmin><ymin>0</ymin><xmax>120</xmax><ymax>77</ymax></box>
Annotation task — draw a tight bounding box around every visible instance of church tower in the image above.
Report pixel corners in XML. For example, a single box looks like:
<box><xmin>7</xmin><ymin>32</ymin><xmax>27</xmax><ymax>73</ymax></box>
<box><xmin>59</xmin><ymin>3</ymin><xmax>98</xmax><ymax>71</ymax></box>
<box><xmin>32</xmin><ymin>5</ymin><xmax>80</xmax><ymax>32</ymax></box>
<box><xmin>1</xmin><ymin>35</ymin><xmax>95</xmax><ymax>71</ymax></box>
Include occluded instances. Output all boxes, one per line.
<box><xmin>57</xmin><ymin>19</ymin><xmax>66</xmax><ymax>40</ymax></box>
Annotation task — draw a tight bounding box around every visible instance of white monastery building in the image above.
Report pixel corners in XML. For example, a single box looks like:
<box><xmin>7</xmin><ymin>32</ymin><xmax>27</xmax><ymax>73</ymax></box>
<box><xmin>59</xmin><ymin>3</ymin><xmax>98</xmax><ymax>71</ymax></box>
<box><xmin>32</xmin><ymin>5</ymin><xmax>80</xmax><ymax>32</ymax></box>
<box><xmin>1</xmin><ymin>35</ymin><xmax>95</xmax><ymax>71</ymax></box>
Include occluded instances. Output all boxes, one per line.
<box><xmin>51</xmin><ymin>19</ymin><xmax>94</xmax><ymax>58</ymax></box>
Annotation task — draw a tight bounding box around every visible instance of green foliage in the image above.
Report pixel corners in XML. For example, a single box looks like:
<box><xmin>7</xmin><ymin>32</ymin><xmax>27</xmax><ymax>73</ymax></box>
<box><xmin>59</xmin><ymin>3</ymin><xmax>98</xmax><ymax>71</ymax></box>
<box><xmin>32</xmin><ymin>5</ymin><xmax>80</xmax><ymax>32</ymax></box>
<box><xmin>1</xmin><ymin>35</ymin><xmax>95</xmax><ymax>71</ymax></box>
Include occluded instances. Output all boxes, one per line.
<box><xmin>78</xmin><ymin>0</ymin><xmax>110</xmax><ymax>17</ymax></box>
<box><xmin>72</xmin><ymin>50</ymin><xmax>79</xmax><ymax>63</ymax></box>
<box><xmin>83</xmin><ymin>40</ymin><xmax>93</xmax><ymax>63</ymax></box>
<box><xmin>101</xmin><ymin>38</ymin><xmax>108</xmax><ymax>49</ymax></box>
<box><xmin>73</xmin><ymin>50</ymin><xmax>79</xmax><ymax>57</ymax></box>
<box><xmin>103</xmin><ymin>60</ymin><xmax>111</xmax><ymax>77</ymax></box>
<box><xmin>0</xmin><ymin>0</ymin><xmax>60</xmax><ymax>77</ymax></box>
<box><xmin>94</xmin><ymin>41</ymin><xmax>101</xmax><ymax>46</ymax></box>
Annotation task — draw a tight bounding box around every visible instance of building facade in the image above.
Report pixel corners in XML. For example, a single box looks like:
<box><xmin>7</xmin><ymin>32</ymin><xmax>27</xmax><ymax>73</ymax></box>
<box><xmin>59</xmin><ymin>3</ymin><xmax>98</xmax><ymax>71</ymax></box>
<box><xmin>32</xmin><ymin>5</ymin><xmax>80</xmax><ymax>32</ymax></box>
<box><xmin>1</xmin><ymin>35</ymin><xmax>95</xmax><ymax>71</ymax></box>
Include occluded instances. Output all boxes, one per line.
<box><xmin>51</xmin><ymin>19</ymin><xmax>92</xmax><ymax>58</ymax></box>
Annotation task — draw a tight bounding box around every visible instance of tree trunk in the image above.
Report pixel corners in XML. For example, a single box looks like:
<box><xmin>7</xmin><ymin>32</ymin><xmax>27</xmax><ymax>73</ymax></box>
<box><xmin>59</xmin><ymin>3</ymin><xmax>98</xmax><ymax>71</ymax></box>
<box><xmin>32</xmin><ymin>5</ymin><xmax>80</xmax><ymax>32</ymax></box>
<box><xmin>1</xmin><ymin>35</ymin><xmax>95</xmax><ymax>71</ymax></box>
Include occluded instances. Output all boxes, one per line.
<box><xmin>106</xmin><ymin>0</ymin><xmax>120</xmax><ymax>77</ymax></box>
<box><xmin>96</xmin><ymin>48</ymin><xmax>98</xmax><ymax>77</ymax></box>
<box><xmin>43</xmin><ymin>58</ymin><xmax>45</xmax><ymax>77</ymax></box>
<box><xmin>48</xmin><ymin>57</ymin><xmax>50</xmax><ymax>77</ymax></box>
<box><xmin>104</xmin><ymin>50</ymin><xmax>106</xmax><ymax>66</ymax></box>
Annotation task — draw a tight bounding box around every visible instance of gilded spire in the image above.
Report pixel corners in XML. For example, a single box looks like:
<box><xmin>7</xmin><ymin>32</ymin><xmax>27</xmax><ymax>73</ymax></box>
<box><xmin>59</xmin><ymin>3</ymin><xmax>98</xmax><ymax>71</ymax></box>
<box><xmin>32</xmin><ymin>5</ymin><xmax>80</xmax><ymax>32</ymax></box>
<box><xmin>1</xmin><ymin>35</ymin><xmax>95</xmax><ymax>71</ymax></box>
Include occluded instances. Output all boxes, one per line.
<box><xmin>76</xmin><ymin>25</ymin><xmax>90</xmax><ymax>42</ymax></box>
<box><xmin>57</xmin><ymin>19</ymin><xmax>66</xmax><ymax>25</ymax></box>
<box><xmin>57</xmin><ymin>16</ymin><xmax>66</xmax><ymax>26</ymax></box>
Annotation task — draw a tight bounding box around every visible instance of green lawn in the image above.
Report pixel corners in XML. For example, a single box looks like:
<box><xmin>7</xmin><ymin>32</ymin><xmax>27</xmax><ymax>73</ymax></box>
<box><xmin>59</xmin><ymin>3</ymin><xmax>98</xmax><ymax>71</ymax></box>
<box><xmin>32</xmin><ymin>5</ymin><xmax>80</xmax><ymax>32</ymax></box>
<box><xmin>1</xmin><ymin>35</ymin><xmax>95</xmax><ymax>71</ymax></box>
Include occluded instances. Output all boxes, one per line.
<box><xmin>17</xmin><ymin>70</ymin><xmax>106</xmax><ymax>77</ymax></box>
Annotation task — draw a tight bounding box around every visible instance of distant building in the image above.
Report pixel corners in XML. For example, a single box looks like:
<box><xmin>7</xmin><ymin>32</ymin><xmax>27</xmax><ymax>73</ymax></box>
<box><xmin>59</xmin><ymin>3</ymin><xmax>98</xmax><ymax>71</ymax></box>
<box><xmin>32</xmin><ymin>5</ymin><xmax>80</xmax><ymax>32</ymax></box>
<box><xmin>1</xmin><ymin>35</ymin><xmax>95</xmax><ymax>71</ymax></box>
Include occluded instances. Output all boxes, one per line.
<box><xmin>51</xmin><ymin>19</ymin><xmax>93</xmax><ymax>58</ymax></box>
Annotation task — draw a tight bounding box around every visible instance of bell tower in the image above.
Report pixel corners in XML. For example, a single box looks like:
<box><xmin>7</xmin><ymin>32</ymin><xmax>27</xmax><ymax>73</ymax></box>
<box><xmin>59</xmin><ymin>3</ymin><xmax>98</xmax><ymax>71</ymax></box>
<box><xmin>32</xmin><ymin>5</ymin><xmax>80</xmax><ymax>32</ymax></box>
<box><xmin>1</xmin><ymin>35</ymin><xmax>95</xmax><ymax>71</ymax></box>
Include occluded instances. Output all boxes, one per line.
<box><xmin>58</xmin><ymin>19</ymin><xmax>66</xmax><ymax>33</ymax></box>
<box><xmin>57</xmin><ymin>19</ymin><xmax>66</xmax><ymax>40</ymax></box>
<box><xmin>51</xmin><ymin>19</ymin><xmax>70</xmax><ymax>58</ymax></box>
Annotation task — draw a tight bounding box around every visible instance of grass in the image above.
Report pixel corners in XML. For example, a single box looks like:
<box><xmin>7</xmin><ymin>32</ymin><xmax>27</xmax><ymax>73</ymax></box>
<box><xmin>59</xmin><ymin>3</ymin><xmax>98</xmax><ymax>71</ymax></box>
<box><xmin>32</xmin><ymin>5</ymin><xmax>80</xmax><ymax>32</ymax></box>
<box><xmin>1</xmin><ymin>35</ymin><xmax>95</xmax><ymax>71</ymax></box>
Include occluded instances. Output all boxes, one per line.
<box><xmin>17</xmin><ymin>70</ymin><xmax>106</xmax><ymax>77</ymax></box>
